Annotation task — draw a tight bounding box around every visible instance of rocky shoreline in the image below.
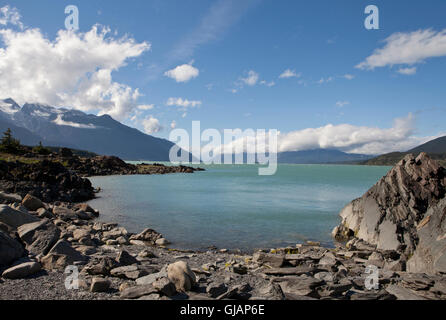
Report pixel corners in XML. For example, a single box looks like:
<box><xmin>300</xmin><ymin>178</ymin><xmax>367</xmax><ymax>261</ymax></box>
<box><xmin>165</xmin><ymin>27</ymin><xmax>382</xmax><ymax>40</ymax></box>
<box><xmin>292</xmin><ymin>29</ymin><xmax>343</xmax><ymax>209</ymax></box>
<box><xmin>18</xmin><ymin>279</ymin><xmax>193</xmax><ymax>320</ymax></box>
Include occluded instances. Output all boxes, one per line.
<box><xmin>1</xmin><ymin>153</ymin><xmax>446</xmax><ymax>300</ymax></box>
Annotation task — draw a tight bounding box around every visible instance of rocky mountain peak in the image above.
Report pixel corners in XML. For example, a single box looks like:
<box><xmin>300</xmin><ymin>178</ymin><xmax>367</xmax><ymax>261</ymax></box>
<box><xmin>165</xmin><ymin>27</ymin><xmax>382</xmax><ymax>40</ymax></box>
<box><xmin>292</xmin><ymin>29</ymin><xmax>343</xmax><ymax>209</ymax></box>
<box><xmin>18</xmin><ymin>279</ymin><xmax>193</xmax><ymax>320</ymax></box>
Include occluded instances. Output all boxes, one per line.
<box><xmin>0</xmin><ymin>98</ymin><xmax>21</xmax><ymax>115</ymax></box>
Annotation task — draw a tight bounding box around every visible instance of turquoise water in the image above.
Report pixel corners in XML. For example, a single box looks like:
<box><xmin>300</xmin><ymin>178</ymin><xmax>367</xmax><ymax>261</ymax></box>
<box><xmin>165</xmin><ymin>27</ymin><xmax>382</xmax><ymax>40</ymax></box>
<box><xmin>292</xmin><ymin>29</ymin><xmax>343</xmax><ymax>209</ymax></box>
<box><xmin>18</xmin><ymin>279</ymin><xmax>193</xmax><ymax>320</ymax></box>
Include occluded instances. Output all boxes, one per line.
<box><xmin>87</xmin><ymin>164</ymin><xmax>390</xmax><ymax>251</ymax></box>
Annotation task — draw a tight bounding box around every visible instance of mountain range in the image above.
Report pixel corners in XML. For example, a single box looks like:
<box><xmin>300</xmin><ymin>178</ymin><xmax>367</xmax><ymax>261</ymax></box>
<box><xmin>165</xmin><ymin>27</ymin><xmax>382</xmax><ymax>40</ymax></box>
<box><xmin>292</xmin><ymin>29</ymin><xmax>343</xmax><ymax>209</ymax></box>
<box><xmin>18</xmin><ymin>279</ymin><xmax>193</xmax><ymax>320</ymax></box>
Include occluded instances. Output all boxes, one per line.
<box><xmin>362</xmin><ymin>136</ymin><xmax>446</xmax><ymax>166</ymax></box>
<box><xmin>0</xmin><ymin>98</ymin><xmax>182</xmax><ymax>161</ymax></box>
<box><xmin>2</xmin><ymin>98</ymin><xmax>444</xmax><ymax>165</ymax></box>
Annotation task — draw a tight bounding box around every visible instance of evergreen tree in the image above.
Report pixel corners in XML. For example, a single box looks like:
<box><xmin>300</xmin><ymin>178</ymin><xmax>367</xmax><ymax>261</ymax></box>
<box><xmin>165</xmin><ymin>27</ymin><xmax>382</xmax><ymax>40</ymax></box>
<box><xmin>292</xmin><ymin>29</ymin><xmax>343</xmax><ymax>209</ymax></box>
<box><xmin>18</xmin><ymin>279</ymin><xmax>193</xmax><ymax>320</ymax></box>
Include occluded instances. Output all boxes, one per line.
<box><xmin>0</xmin><ymin>128</ymin><xmax>21</xmax><ymax>153</ymax></box>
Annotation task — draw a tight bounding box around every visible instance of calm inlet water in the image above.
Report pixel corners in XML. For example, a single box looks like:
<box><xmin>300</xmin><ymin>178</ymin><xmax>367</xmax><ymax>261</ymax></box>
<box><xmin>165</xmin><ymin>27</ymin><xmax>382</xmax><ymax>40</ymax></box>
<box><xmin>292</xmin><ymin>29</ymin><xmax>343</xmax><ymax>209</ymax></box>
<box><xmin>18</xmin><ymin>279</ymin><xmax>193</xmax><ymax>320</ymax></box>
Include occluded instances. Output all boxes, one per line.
<box><xmin>88</xmin><ymin>164</ymin><xmax>390</xmax><ymax>251</ymax></box>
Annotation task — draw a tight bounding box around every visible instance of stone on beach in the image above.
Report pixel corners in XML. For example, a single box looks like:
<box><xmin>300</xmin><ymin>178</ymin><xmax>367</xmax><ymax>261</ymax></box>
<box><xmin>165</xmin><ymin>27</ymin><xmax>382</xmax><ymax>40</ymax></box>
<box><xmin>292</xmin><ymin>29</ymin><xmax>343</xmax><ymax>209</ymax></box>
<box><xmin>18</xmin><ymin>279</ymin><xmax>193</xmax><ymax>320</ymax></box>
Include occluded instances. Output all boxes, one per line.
<box><xmin>129</xmin><ymin>228</ymin><xmax>162</xmax><ymax>244</ymax></box>
<box><xmin>0</xmin><ymin>192</ymin><xmax>22</xmax><ymax>204</ymax></box>
<box><xmin>167</xmin><ymin>261</ymin><xmax>196</xmax><ymax>292</ymax></box>
<box><xmin>0</xmin><ymin>204</ymin><xmax>39</xmax><ymax>228</ymax></box>
<box><xmin>120</xmin><ymin>284</ymin><xmax>158</xmax><ymax>299</ymax></box>
<box><xmin>155</xmin><ymin>238</ymin><xmax>169</xmax><ymax>246</ymax></box>
<box><xmin>21</xmin><ymin>194</ymin><xmax>44</xmax><ymax>211</ymax></box>
<box><xmin>152</xmin><ymin>277</ymin><xmax>177</xmax><ymax>296</ymax></box>
<box><xmin>1</xmin><ymin>261</ymin><xmax>41</xmax><ymax>279</ymax></box>
<box><xmin>0</xmin><ymin>230</ymin><xmax>24</xmax><ymax>267</ymax></box>
<box><xmin>252</xmin><ymin>252</ymin><xmax>285</xmax><ymax>268</ymax></box>
<box><xmin>90</xmin><ymin>277</ymin><xmax>111</xmax><ymax>292</ymax></box>
<box><xmin>116</xmin><ymin>250</ymin><xmax>138</xmax><ymax>266</ymax></box>
<box><xmin>17</xmin><ymin>219</ymin><xmax>61</xmax><ymax>256</ymax></box>
<box><xmin>41</xmin><ymin>239</ymin><xmax>86</xmax><ymax>270</ymax></box>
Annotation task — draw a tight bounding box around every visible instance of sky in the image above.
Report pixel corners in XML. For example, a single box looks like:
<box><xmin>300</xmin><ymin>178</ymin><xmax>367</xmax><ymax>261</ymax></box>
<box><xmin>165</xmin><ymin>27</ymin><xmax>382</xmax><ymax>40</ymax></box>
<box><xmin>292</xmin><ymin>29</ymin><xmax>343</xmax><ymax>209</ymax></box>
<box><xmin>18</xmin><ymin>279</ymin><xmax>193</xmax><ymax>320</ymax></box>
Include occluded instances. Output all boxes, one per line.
<box><xmin>1</xmin><ymin>0</ymin><xmax>446</xmax><ymax>155</ymax></box>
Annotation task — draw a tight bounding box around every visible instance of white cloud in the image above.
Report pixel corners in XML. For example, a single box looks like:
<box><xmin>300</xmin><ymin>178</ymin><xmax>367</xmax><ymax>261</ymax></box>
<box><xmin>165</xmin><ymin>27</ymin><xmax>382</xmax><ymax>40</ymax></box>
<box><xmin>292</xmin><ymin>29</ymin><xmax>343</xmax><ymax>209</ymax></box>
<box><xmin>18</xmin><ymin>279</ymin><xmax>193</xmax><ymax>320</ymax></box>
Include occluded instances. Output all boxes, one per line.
<box><xmin>0</xmin><ymin>22</ymin><xmax>150</xmax><ymax>121</ymax></box>
<box><xmin>397</xmin><ymin>67</ymin><xmax>417</xmax><ymax>75</ymax></box>
<box><xmin>0</xmin><ymin>5</ymin><xmax>23</xmax><ymax>29</ymax></box>
<box><xmin>279</xmin><ymin>69</ymin><xmax>300</xmax><ymax>79</ymax></box>
<box><xmin>166</xmin><ymin>97</ymin><xmax>202</xmax><ymax>108</ymax></box>
<box><xmin>52</xmin><ymin>114</ymin><xmax>97</xmax><ymax>129</ymax></box>
<box><xmin>317</xmin><ymin>77</ymin><xmax>334</xmax><ymax>84</ymax></box>
<box><xmin>170</xmin><ymin>120</ymin><xmax>177</xmax><ymax>129</ymax></box>
<box><xmin>240</xmin><ymin>70</ymin><xmax>259</xmax><ymax>86</ymax></box>
<box><xmin>203</xmin><ymin>113</ymin><xmax>436</xmax><ymax>156</ymax></box>
<box><xmin>357</xmin><ymin>29</ymin><xmax>446</xmax><ymax>70</ymax></box>
<box><xmin>336</xmin><ymin>101</ymin><xmax>350</xmax><ymax>107</ymax></box>
<box><xmin>142</xmin><ymin>116</ymin><xmax>162</xmax><ymax>134</ymax></box>
<box><xmin>343</xmin><ymin>74</ymin><xmax>355</xmax><ymax>80</ymax></box>
<box><xmin>138</xmin><ymin>104</ymin><xmax>154</xmax><ymax>110</ymax></box>
<box><xmin>278</xmin><ymin>114</ymin><xmax>420</xmax><ymax>154</ymax></box>
<box><xmin>260</xmin><ymin>80</ymin><xmax>275</xmax><ymax>87</ymax></box>
<box><xmin>164</xmin><ymin>63</ymin><xmax>199</xmax><ymax>82</ymax></box>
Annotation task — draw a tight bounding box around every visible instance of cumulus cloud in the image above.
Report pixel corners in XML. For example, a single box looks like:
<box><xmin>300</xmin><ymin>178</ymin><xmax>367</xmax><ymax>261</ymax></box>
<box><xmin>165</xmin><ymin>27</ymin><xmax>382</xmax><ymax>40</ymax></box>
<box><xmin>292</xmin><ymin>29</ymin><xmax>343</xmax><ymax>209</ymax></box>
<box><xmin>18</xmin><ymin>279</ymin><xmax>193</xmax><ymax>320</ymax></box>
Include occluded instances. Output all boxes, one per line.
<box><xmin>0</xmin><ymin>22</ymin><xmax>150</xmax><ymax>121</ymax></box>
<box><xmin>397</xmin><ymin>67</ymin><xmax>417</xmax><ymax>75</ymax></box>
<box><xmin>279</xmin><ymin>69</ymin><xmax>300</xmax><ymax>79</ymax></box>
<box><xmin>0</xmin><ymin>5</ymin><xmax>23</xmax><ymax>29</ymax></box>
<box><xmin>164</xmin><ymin>63</ymin><xmax>199</xmax><ymax>82</ymax></box>
<box><xmin>203</xmin><ymin>113</ymin><xmax>435</xmax><ymax>156</ymax></box>
<box><xmin>240</xmin><ymin>70</ymin><xmax>259</xmax><ymax>86</ymax></box>
<box><xmin>142</xmin><ymin>116</ymin><xmax>162</xmax><ymax>134</ymax></box>
<box><xmin>166</xmin><ymin>97</ymin><xmax>202</xmax><ymax>108</ymax></box>
<box><xmin>277</xmin><ymin>114</ymin><xmax>420</xmax><ymax>154</ymax></box>
<box><xmin>357</xmin><ymin>29</ymin><xmax>446</xmax><ymax>70</ymax></box>
<box><xmin>343</xmin><ymin>74</ymin><xmax>355</xmax><ymax>80</ymax></box>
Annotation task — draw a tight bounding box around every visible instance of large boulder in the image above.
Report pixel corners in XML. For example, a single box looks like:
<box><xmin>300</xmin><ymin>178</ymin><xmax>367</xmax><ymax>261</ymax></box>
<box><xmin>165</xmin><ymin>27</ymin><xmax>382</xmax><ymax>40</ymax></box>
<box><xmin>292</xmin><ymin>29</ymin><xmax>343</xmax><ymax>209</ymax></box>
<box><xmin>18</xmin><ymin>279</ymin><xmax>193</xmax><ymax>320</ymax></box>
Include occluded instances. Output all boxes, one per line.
<box><xmin>129</xmin><ymin>228</ymin><xmax>162</xmax><ymax>244</ymax></box>
<box><xmin>41</xmin><ymin>240</ymin><xmax>86</xmax><ymax>270</ymax></box>
<box><xmin>406</xmin><ymin>197</ymin><xmax>446</xmax><ymax>274</ymax></box>
<box><xmin>167</xmin><ymin>261</ymin><xmax>196</xmax><ymax>292</ymax></box>
<box><xmin>332</xmin><ymin>153</ymin><xmax>446</xmax><ymax>274</ymax></box>
<box><xmin>0</xmin><ymin>230</ymin><xmax>24</xmax><ymax>267</ymax></box>
<box><xmin>17</xmin><ymin>219</ymin><xmax>61</xmax><ymax>256</ymax></box>
<box><xmin>0</xmin><ymin>204</ymin><xmax>39</xmax><ymax>228</ymax></box>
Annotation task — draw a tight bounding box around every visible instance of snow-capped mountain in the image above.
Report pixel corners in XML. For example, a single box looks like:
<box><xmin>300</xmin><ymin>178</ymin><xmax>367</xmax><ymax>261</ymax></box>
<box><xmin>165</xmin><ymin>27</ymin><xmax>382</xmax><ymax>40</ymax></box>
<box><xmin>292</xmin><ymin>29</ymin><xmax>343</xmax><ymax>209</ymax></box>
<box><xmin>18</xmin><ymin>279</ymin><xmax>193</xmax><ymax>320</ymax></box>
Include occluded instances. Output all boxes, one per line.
<box><xmin>0</xmin><ymin>98</ymin><xmax>179</xmax><ymax>161</ymax></box>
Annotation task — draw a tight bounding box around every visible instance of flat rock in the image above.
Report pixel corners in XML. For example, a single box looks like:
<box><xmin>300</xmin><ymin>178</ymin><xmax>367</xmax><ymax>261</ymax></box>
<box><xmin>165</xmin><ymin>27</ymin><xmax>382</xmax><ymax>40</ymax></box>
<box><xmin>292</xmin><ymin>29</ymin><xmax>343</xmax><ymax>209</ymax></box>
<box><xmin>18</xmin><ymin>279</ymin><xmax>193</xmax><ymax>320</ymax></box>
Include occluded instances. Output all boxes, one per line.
<box><xmin>136</xmin><ymin>268</ymin><xmax>168</xmax><ymax>285</ymax></box>
<box><xmin>263</xmin><ymin>266</ymin><xmax>314</xmax><ymax>276</ymax></box>
<box><xmin>274</xmin><ymin>276</ymin><xmax>324</xmax><ymax>297</ymax></box>
<box><xmin>1</xmin><ymin>261</ymin><xmax>41</xmax><ymax>279</ymax></box>
<box><xmin>120</xmin><ymin>284</ymin><xmax>158</xmax><ymax>299</ymax></box>
<box><xmin>253</xmin><ymin>252</ymin><xmax>285</xmax><ymax>268</ymax></box>
<box><xmin>110</xmin><ymin>265</ymin><xmax>144</xmax><ymax>279</ymax></box>
<box><xmin>385</xmin><ymin>284</ymin><xmax>428</xmax><ymax>300</ymax></box>
<box><xmin>0</xmin><ymin>204</ymin><xmax>39</xmax><ymax>228</ymax></box>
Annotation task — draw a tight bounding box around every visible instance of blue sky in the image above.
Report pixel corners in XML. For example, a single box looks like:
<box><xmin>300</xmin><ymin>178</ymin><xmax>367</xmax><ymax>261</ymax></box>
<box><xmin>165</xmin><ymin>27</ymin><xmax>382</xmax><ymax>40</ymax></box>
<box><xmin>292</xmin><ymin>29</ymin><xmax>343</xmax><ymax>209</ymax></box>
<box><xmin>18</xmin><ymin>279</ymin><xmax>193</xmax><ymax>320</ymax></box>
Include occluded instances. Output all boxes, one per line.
<box><xmin>1</xmin><ymin>0</ymin><xmax>446</xmax><ymax>154</ymax></box>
